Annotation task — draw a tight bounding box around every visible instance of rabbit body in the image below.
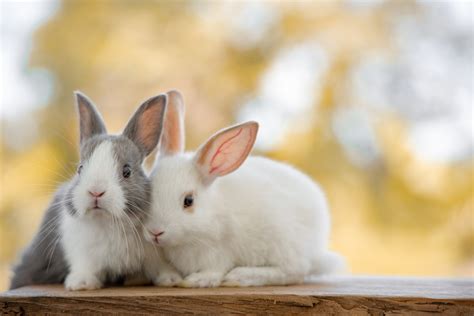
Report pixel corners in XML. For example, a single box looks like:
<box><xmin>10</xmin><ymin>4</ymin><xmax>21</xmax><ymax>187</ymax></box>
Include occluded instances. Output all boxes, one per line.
<box><xmin>147</xmin><ymin>148</ymin><xmax>343</xmax><ymax>287</ymax></box>
<box><xmin>11</xmin><ymin>92</ymin><xmax>180</xmax><ymax>290</ymax></box>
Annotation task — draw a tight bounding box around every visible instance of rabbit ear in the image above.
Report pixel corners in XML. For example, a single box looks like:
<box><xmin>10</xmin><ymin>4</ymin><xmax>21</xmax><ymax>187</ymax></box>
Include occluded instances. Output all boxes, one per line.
<box><xmin>159</xmin><ymin>90</ymin><xmax>185</xmax><ymax>156</ymax></box>
<box><xmin>122</xmin><ymin>94</ymin><xmax>167</xmax><ymax>157</ymax></box>
<box><xmin>75</xmin><ymin>91</ymin><xmax>107</xmax><ymax>145</ymax></box>
<box><xmin>194</xmin><ymin>121</ymin><xmax>258</xmax><ymax>184</ymax></box>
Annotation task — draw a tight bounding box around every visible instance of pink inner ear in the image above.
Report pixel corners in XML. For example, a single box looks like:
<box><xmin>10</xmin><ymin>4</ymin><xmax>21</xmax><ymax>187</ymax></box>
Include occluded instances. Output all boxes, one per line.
<box><xmin>161</xmin><ymin>103</ymin><xmax>184</xmax><ymax>155</ymax></box>
<box><xmin>209</xmin><ymin>128</ymin><xmax>245</xmax><ymax>175</ymax></box>
<box><xmin>139</xmin><ymin>107</ymin><xmax>161</xmax><ymax>149</ymax></box>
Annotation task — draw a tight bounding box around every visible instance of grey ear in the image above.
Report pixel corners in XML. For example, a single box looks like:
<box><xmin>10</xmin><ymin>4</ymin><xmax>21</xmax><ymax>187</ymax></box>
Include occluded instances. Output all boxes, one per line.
<box><xmin>122</xmin><ymin>94</ymin><xmax>167</xmax><ymax>156</ymax></box>
<box><xmin>75</xmin><ymin>91</ymin><xmax>107</xmax><ymax>145</ymax></box>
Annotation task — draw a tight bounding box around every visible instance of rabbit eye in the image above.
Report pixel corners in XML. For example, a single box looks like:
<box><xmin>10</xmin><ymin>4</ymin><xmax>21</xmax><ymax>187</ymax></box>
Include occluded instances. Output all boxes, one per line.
<box><xmin>122</xmin><ymin>164</ymin><xmax>131</xmax><ymax>178</ymax></box>
<box><xmin>77</xmin><ymin>164</ymin><xmax>83</xmax><ymax>174</ymax></box>
<box><xmin>183</xmin><ymin>194</ymin><xmax>194</xmax><ymax>209</ymax></box>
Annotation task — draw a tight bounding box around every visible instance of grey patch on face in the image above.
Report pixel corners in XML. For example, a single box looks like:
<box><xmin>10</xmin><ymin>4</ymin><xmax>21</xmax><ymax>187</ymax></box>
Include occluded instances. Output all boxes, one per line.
<box><xmin>111</xmin><ymin>136</ymin><xmax>151</xmax><ymax>222</ymax></box>
<box><xmin>79</xmin><ymin>134</ymin><xmax>113</xmax><ymax>162</ymax></box>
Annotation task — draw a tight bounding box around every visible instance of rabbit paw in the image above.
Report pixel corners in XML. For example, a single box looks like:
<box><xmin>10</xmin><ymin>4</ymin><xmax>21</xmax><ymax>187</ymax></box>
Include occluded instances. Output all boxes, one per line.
<box><xmin>179</xmin><ymin>272</ymin><xmax>223</xmax><ymax>288</ymax></box>
<box><xmin>222</xmin><ymin>267</ymin><xmax>302</xmax><ymax>286</ymax></box>
<box><xmin>65</xmin><ymin>272</ymin><xmax>102</xmax><ymax>291</ymax></box>
<box><xmin>153</xmin><ymin>271</ymin><xmax>183</xmax><ymax>287</ymax></box>
<box><xmin>222</xmin><ymin>267</ymin><xmax>257</xmax><ymax>287</ymax></box>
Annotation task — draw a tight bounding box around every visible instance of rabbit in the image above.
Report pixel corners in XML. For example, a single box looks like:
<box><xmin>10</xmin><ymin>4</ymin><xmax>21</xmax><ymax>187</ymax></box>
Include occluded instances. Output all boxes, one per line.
<box><xmin>143</xmin><ymin>118</ymin><xmax>345</xmax><ymax>288</ymax></box>
<box><xmin>10</xmin><ymin>91</ymin><xmax>179</xmax><ymax>290</ymax></box>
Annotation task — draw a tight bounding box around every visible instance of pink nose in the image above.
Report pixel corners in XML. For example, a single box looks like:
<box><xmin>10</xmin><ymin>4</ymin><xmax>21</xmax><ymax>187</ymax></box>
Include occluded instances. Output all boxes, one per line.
<box><xmin>89</xmin><ymin>191</ymin><xmax>105</xmax><ymax>198</ymax></box>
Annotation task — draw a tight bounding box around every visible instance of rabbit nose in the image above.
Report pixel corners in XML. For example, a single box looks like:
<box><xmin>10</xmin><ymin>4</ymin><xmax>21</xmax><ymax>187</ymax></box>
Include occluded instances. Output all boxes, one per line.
<box><xmin>150</xmin><ymin>230</ymin><xmax>165</xmax><ymax>237</ymax></box>
<box><xmin>89</xmin><ymin>190</ymin><xmax>106</xmax><ymax>198</ymax></box>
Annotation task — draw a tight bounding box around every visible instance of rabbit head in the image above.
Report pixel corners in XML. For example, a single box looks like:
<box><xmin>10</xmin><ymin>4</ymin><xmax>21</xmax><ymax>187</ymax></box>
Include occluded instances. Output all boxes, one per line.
<box><xmin>64</xmin><ymin>92</ymin><xmax>167</xmax><ymax>222</ymax></box>
<box><xmin>145</xmin><ymin>118</ymin><xmax>258</xmax><ymax>247</ymax></box>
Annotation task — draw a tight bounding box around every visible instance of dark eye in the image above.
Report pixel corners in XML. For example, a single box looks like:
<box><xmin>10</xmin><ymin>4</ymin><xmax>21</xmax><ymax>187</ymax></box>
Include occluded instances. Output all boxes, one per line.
<box><xmin>77</xmin><ymin>164</ymin><xmax>83</xmax><ymax>174</ymax></box>
<box><xmin>122</xmin><ymin>164</ymin><xmax>131</xmax><ymax>178</ymax></box>
<box><xmin>183</xmin><ymin>194</ymin><xmax>194</xmax><ymax>209</ymax></box>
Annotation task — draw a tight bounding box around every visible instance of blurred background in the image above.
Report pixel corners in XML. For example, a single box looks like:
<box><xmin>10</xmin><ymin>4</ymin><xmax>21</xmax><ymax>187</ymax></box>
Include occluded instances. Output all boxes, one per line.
<box><xmin>0</xmin><ymin>0</ymin><xmax>473</xmax><ymax>291</ymax></box>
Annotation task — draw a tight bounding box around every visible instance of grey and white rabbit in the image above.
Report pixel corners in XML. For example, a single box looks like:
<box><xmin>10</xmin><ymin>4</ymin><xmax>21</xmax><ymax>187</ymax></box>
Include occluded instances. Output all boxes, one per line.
<box><xmin>10</xmin><ymin>92</ymin><xmax>175</xmax><ymax>290</ymax></box>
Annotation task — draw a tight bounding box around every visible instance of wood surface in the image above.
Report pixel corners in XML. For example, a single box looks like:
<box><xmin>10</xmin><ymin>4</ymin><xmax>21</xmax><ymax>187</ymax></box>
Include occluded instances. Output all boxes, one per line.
<box><xmin>1</xmin><ymin>276</ymin><xmax>473</xmax><ymax>315</ymax></box>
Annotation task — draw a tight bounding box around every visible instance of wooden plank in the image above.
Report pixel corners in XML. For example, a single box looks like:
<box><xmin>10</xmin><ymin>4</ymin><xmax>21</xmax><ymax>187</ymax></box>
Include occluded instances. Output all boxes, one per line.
<box><xmin>1</xmin><ymin>276</ymin><xmax>473</xmax><ymax>315</ymax></box>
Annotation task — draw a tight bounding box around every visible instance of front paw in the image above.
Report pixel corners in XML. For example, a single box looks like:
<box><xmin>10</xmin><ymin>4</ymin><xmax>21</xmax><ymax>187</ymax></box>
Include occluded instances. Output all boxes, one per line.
<box><xmin>222</xmin><ymin>267</ymin><xmax>254</xmax><ymax>287</ymax></box>
<box><xmin>179</xmin><ymin>272</ymin><xmax>223</xmax><ymax>288</ymax></box>
<box><xmin>65</xmin><ymin>273</ymin><xmax>102</xmax><ymax>291</ymax></box>
<box><xmin>153</xmin><ymin>271</ymin><xmax>183</xmax><ymax>287</ymax></box>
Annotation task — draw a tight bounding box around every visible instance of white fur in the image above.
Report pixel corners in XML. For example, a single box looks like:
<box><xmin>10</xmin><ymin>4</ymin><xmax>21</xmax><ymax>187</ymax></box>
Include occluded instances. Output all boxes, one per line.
<box><xmin>72</xmin><ymin>142</ymin><xmax>126</xmax><ymax>218</ymax></box>
<box><xmin>145</xmin><ymin>154</ymin><xmax>345</xmax><ymax>287</ymax></box>
<box><xmin>61</xmin><ymin>141</ymin><xmax>143</xmax><ymax>290</ymax></box>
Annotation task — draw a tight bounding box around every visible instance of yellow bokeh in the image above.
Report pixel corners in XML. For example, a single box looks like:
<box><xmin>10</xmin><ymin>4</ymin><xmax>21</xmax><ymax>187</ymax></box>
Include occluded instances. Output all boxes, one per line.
<box><xmin>0</xmin><ymin>0</ymin><xmax>472</xmax><ymax>291</ymax></box>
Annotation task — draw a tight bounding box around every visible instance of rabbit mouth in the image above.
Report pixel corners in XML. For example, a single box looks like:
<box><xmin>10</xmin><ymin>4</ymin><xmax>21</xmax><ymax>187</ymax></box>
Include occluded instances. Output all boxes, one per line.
<box><xmin>89</xmin><ymin>198</ymin><xmax>104</xmax><ymax>210</ymax></box>
<box><xmin>147</xmin><ymin>230</ymin><xmax>165</xmax><ymax>245</ymax></box>
<box><xmin>87</xmin><ymin>206</ymin><xmax>105</xmax><ymax>212</ymax></box>
<box><xmin>88</xmin><ymin>200</ymin><xmax>105</xmax><ymax>212</ymax></box>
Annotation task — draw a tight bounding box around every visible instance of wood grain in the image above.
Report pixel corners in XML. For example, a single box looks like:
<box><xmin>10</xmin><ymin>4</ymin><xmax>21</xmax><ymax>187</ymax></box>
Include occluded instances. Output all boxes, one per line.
<box><xmin>1</xmin><ymin>276</ymin><xmax>473</xmax><ymax>315</ymax></box>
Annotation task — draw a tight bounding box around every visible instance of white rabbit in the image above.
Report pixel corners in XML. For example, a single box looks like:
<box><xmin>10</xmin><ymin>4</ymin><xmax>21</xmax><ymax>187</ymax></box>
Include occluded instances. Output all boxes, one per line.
<box><xmin>144</xmin><ymin>115</ymin><xmax>345</xmax><ymax>287</ymax></box>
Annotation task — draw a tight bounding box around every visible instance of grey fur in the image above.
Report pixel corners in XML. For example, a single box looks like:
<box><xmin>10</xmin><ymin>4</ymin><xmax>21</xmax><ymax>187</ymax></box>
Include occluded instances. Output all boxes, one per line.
<box><xmin>79</xmin><ymin>134</ymin><xmax>111</xmax><ymax>162</ymax></box>
<box><xmin>64</xmin><ymin>184</ymin><xmax>78</xmax><ymax>217</ymax></box>
<box><xmin>10</xmin><ymin>185</ymin><xmax>69</xmax><ymax>289</ymax></box>
<box><xmin>10</xmin><ymin>93</ymin><xmax>167</xmax><ymax>289</ymax></box>
<box><xmin>111</xmin><ymin>136</ymin><xmax>151</xmax><ymax>219</ymax></box>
